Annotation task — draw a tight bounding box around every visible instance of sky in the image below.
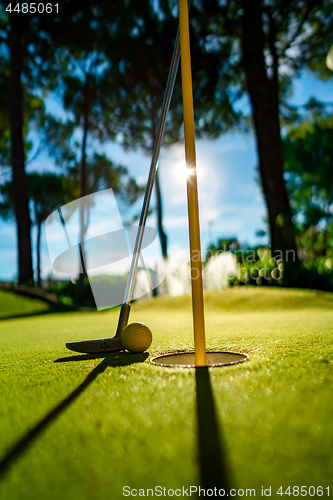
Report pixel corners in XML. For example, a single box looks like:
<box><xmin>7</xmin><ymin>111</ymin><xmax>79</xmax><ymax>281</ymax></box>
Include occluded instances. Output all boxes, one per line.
<box><xmin>0</xmin><ymin>69</ymin><xmax>333</xmax><ymax>282</ymax></box>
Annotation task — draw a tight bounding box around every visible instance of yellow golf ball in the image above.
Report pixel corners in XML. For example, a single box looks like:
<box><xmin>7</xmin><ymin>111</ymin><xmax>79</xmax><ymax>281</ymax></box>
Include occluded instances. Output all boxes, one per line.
<box><xmin>121</xmin><ymin>322</ymin><xmax>153</xmax><ymax>353</ymax></box>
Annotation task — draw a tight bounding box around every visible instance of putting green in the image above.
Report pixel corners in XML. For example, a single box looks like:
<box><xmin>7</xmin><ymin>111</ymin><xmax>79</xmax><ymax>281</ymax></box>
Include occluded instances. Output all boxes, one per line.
<box><xmin>0</xmin><ymin>289</ymin><xmax>50</xmax><ymax>319</ymax></box>
<box><xmin>0</xmin><ymin>287</ymin><xmax>332</xmax><ymax>499</ymax></box>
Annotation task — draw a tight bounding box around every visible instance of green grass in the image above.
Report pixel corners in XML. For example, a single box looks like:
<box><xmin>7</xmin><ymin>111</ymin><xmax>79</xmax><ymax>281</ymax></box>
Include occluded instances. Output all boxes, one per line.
<box><xmin>0</xmin><ymin>287</ymin><xmax>332</xmax><ymax>499</ymax></box>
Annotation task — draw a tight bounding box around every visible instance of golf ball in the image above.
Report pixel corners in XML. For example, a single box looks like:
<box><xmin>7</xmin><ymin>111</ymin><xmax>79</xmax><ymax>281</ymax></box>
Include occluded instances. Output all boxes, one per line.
<box><xmin>121</xmin><ymin>322</ymin><xmax>153</xmax><ymax>353</ymax></box>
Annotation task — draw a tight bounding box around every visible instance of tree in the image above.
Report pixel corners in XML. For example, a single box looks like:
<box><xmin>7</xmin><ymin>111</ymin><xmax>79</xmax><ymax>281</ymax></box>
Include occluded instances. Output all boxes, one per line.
<box><xmin>97</xmin><ymin>4</ymin><xmax>180</xmax><ymax>259</ymax></box>
<box><xmin>56</xmin><ymin>55</ymin><xmax>111</xmax><ymax>291</ymax></box>
<box><xmin>0</xmin><ymin>173</ymin><xmax>69</xmax><ymax>287</ymax></box>
<box><xmin>0</xmin><ymin>0</ymin><xmax>94</xmax><ymax>284</ymax></box>
<box><xmin>284</xmin><ymin>115</ymin><xmax>333</xmax><ymax>229</ymax></box>
<box><xmin>0</xmin><ymin>20</ymin><xmax>44</xmax><ymax>284</ymax></box>
<box><xmin>28</xmin><ymin>173</ymin><xmax>69</xmax><ymax>288</ymax></box>
<box><xmin>44</xmin><ymin>112</ymin><xmax>143</xmax><ymax>304</ymax></box>
<box><xmin>182</xmin><ymin>0</ymin><xmax>333</xmax><ymax>260</ymax></box>
<box><xmin>97</xmin><ymin>0</ymin><xmax>237</xmax><ymax>259</ymax></box>
<box><xmin>7</xmin><ymin>12</ymin><xmax>34</xmax><ymax>284</ymax></box>
<box><xmin>240</xmin><ymin>0</ymin><xmax>297</xmax><ymax>257</ymax></box>
<box><xmin>68</xmin><ymin>154</ymin><xmax>144</xmax><ymax>305</ymax></box>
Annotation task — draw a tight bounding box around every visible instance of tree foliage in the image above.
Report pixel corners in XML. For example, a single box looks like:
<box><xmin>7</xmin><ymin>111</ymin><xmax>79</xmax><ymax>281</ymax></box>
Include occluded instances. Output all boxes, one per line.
<box><xmin>284</xmin><ymin>115</ymin><xmax>333</xmax><ymax>229</ymax></box>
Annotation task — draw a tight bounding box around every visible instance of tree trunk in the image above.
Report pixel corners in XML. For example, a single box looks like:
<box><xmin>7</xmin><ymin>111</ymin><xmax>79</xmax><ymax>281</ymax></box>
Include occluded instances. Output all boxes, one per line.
<box><xmin>241</xmin><ymin>0</ymin><xmax>298</xmax><ymax>261</ymax></box>
<box><xmin>79</xmin><ymin>105</ymin><xmax>88</xmax><ymax>263</ymax></box>
<box><xmin>37</xmin><ymin>220</ymin><xmax>42</xmax><ymax>288</ymax></box>
<box><xmin>9</xmin><ymin>15</ymin><xmax>34</xmax><ymax>284</ymax></box>
<box><xmin>151</xmin><ymin>120</ymin><xmax>168</xmax><ymax>258</ymax></box>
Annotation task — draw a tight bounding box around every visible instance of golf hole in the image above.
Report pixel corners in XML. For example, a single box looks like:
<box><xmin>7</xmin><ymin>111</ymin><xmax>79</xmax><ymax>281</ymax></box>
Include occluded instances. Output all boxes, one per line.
<box><xmin>150</xmin><ymin>351</ymin><xmax>249</xmax><ymax>368</ymax></box>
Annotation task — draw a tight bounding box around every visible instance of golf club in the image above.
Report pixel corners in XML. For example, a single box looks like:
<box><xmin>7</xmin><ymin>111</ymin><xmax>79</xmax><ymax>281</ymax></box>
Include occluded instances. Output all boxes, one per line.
<box><xmin>66</xmin><ymin>27</ymin><xmax>182</xmax><ymax>354</ymax></box>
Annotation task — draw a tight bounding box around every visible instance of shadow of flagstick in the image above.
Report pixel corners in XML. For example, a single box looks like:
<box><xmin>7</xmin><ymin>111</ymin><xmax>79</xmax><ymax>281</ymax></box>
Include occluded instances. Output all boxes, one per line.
<box><xmin>0</xmin><ymin>352</ymin><xmax>148</xmax><ymax>477</ymax></box>
<box><xmin>195</xmin><ymin>367</ymin><xmax>231</xmax><ymax>491</ymax></box>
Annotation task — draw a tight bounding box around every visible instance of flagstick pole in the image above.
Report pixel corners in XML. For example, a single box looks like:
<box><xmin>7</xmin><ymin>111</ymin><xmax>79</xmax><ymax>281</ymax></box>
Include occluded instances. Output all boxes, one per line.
<box><xmin>178</xmin><ymin>0</ymin><xmax>207</xmax><ymax>366</ymax></box>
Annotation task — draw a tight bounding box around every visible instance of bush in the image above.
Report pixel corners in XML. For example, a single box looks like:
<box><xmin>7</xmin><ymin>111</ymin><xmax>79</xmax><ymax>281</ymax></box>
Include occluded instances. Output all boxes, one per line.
<box><xmin>228</xmin><ymin>257</ymin><xmax>333</xmax><ymax>292</ymax></box>
<box><xmin>46</xmin><ymin>279</ymin><xmax>96</xmax><ymax>308</ymax></box>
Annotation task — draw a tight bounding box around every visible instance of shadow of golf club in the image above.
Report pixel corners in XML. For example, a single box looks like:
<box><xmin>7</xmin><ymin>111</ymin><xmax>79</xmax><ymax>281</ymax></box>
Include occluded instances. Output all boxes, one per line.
<box><xmin>195</xmin><ymin>367</ymin><xmax>231</xmax><ymax>491</ymax></box>
<box><xmin>0</xmin><ymin>352</ymin><xmax>148</xmax><ymax>477</ymax></box>
<box><xmin>54</xmin><ymin>352</ymin><xmax>122</xmax><ymax>363</ymax></box>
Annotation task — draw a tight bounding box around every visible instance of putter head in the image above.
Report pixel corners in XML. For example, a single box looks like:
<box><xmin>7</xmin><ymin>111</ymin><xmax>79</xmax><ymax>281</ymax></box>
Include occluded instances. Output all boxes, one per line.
<box><xmin>66</xmin><ymin>335</ymin><xmax>124</xmax><ymax>354</ymax></box>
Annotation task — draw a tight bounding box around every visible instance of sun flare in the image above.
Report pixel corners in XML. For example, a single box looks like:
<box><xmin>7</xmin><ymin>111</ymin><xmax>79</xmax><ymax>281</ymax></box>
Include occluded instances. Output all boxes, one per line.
<box><xmin>174</xmin><ymin>161</ymin><xmax>203</xmax><ymax>183</ymax></box>
<box><xmin>174</xmin><ymin>161</ymin><xmax>191</xmax><ymax>182</ymax></box>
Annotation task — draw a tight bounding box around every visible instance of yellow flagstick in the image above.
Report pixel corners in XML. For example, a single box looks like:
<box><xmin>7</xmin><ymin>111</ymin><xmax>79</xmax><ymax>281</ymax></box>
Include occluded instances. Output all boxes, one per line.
<box><xmin>178</xmin><ymin>0</ymin><xmax>207</xmax><ymax>366</ymax></box>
